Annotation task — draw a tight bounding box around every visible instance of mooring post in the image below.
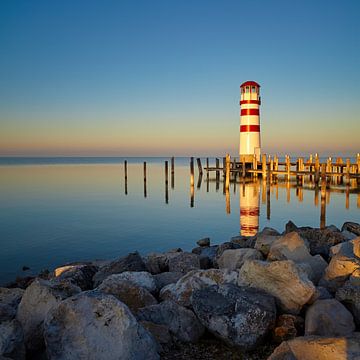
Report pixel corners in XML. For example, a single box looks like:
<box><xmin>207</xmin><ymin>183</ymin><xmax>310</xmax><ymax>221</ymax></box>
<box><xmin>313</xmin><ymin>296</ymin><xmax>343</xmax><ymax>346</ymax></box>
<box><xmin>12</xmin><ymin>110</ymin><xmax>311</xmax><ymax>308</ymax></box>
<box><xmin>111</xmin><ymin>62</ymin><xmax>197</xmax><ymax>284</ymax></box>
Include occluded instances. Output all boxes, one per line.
<box><xmin>225</xmin><ymin>154</ymin><xmax>231</xmax><ymax>190</ymax></box>
<box><xmin>346</xmin><ymin>158</ymin><xmax>351</xmax><ymax>185</ymax></box>
<box><xmin>165</xmin><ymin>161</ymin><xmax>169</xmax><ymax>204</ymax></box>
<box><xmin>196</xmin><ymin>158</ymin><xmax>203</xmax><ymax>176</ymax></box>
<box><xmin>124</xmin><ymin>160</ymin><xmax>128</xmax><ymax>195</ymax></box>
<box><xmin>262</xmin><ymin>154</ymin><xmax>267</xmax><ymax>179</ymax></box>
<box><xmin>215</xmin><ymin>158</ymin><xmax>220</xmax><ymax>190</ymax></box>
<box><xmin>242</xmin><ymin>156</ymin><xmax>246</xmax><ymax>178</ymax></box>
<box><xmin>143</xmin><ymin>161</ymin><xmax>147</xmax><ymax>198</ymax></box>
<box><xmin>190</xmin><ymin>157</ymin><xmax>194</xmax><ymax>207</ymax></box>
<box><xmin>286</xmin><ymin>155</ymin><xmax>291</xmax><ymax>181</ymax></box>
<box><xmin>309</xmin><ymin>154</ymin><xmax>313</xmax><ymax>181</ymax></box>
<box><xmin>171</xmin><ymin>157</ymin><xmax>175</xmax><ymax>189</ymax></box>
<box><xmin>314</xmin><ymin>154</ymin><xmax>320</xmax><ymax>185</ymax></box>
<box><xmin>223</xmin><ymin>157</ymin><xmax>226</xmax><ymax>176</ymax></box>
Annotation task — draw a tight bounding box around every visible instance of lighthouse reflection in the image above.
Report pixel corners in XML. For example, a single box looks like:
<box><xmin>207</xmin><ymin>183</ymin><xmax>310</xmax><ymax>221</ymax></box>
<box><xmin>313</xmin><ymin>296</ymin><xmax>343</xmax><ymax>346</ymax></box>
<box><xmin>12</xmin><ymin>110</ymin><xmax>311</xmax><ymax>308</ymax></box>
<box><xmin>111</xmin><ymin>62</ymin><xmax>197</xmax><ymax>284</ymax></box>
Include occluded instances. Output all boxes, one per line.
<box><xmin>239</xmin><ymin>181</ymin><xmax>260</xmax><ymax>236</ymax></box>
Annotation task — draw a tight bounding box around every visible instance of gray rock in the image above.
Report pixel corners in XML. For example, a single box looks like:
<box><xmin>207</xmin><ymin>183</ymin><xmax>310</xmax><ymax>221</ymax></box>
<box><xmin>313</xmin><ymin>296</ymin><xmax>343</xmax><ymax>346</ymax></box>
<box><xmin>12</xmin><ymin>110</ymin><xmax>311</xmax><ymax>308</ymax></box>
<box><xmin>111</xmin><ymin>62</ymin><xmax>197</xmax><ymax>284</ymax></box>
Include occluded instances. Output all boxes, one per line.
<box><xmin>44</xmin><ymin>291</ymin><xmax>160</xmax><ymax>360</ymax></box>
<box><xmin>309</xmin><ymin>286</ymin><xmax>333</xmax><ymax>304</ymax></box>
<box><xmin>217</xmin><ymin>248</ymin><xmax>263</xmax><ymax>270</ymax></box>
<box><xmin>0</xmin><ymin>288</ymin><xmax>24</xmax><ymax>321</ymax></box>
<box><xmin>53</xmin><ymin>264</ymin><xmax>98</xmax><ymax>290</ymax></box>
<box><xmin>97</xmin><ymin>278</ymin><xmax>157</xmax><ymax>314</ymax></box>
<box><xmin>137</xmin><ymin>300</ymin><xmax>204</xmax><ymax>343</ymax></box>
<box><xmin>305</xmin><ymin>299</ymin><xmax>355</xmax><ymax>336</ymax></box>
<box><xmin>160</xmin><ymin>269</ymin><xmax>240</xmax><ymax>307</ymax></box>
<box><xmin>260</xmin><ymin>227</ymin><xmax>281</xmax><ymax>236</ymax></box>
<box><xmin>139</xmin><ymin>321</ymin><xmax>172</xmax><ymax>345</ymax></box>
<box><xmin>192</xmin><ymin>245</ymin><xmax>218</xmax><ymax>269</ymax></box>
<box><xmin>167</xmin><ymin>252</ymin><xmax>200</xmax><ymax>274</ymax></box>
<box><xmin>230</xmin><ymin>235</ymin><xmax>256</xmax><ymax>248</ymax></box>
<box><xmin>0</xmin><ymin>320</ymin><xmax>25</xmax><ymax>360</ymax></box>
<box><xmin>336</xmin><ymin>281</ymin><xmax>360</xmax><ymax>326</ymax></box>
<box><xmin>192</xmin><ymin>284</ymin><xmax>276</xmax><ymax>350</ymax></box>
<box><xmin>342</xmin><ymin>222</ymin><xmax>360</xmax><ymax>236</ymax></box>
<box><xmin>153</xmin><ymin>272</ymin><xmax>183</xmax><ymax>291</ymax></box>
<box><xmin>268</xmin><ymin>334</ymin><xmax>360</xmax><ymax>360</ymax></box>
<box><xmin>93</xmin><ymin>252</ymin><xmax>146</xmax><ymax>286</ymax></box>
<box><xmin>196</xmin><ymin>238</ymin><xmax>210</xmax><ymax>247</ymax></box>
<box><xmin>239</xmin><ymin>260</ymin><xmax>315</xmax><ymax>314</ymax></box>
<box><xmin>16</xmin><ymin>278</ymin><xmax>81</xmax><ymax>352</ymax></box>
<box><xmin>214</xmin><ymin>242</ymin><xmax>242</xmax><ymax>266</ymax></box>
<box><xmin>144</xmin><ymin>253</ymin><xmax>168</xmax><ymax>274</ymax></box>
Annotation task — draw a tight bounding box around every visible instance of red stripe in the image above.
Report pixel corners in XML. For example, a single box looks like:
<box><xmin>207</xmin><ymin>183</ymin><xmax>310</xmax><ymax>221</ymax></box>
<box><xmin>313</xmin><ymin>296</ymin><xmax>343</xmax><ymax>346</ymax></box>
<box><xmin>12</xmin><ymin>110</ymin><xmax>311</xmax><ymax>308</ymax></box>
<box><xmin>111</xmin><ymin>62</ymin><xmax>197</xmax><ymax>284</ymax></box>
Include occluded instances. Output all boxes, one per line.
<box><xmin>240</xmin><ymin>100</ymin><xmax>260</xmax><ymax>105</ymax></box>
<box><xmin>240</xmin><ymin>208</ymin><xmax>260</xmax><ymax>216</ymax></box>
<box><xmin>241</xmin><ymin>108</ymin><xmax>259</xmax><ymax>116</ymax></box>
<box><xmin>240</xmin><ymin>125</ymin><xmax>260</xmax><ymax>133</ymax></box>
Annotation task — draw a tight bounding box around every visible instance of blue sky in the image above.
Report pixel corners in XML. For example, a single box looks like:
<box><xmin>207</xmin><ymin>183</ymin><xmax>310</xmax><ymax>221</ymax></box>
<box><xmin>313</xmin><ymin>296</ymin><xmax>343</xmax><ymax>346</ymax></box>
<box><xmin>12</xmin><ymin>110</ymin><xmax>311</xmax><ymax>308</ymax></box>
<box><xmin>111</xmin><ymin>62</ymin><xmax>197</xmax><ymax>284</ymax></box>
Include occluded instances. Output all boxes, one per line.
<box><xmin>0</xmin><ymin>0</ymin><xmax>359</xmax><ymax>156</ymax></box>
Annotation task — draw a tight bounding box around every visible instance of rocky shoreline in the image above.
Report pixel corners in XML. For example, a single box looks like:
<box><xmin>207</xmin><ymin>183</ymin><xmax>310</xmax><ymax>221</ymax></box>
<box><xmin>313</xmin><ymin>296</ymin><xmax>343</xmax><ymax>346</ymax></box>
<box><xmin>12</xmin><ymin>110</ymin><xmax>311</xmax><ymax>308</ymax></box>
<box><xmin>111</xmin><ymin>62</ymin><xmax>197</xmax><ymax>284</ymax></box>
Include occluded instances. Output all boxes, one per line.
<box><xmin>1</xmin><ymin>220</ymin><xmax>360</xmax><ymax>359</ymax></box>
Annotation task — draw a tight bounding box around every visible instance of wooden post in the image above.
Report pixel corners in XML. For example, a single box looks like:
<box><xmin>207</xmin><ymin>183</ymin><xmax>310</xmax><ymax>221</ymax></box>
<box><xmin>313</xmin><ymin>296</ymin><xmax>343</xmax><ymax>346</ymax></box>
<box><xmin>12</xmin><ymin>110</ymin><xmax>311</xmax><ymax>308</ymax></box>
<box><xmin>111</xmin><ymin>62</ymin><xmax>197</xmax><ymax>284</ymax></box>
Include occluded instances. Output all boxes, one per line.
<box><xmin>309</xmin><ymin>154</ymin><xmax>313</xmax><ymax>181</ymax></box>
<box><xmin>346</xmin><ymin>158</ymin><xmax>351</xmax><ymax>185</ymax></box>
<box><xmin>165</xmin><ymin>161</ymin><xmax>169</xmax><ymax>204</ymax></box>
<box><xmin>314</xmin><ymin>154</ymin><xmax>320</xmax><ymax>185</ymax></box>
<box><xmin>296</xmin><ymin>157</ymin><xmax>300</xmax><ymax>185</ymax></box>
<box><xmin>253</xmin><ymin>155</ymin><xmax>258</xmax><ymax>178</ymax></box>
<box><xmin>143</xmin><ymin>161</ymin><xmax>147</xmax><ymax>198</ymax></box>
<box><xmin>242</xmin><ymin>155</ymin><xmax>246</xmax><ymax>178</ymax></box>
<box><xmin>223</xmin><ymin>157</ymin><xmax>226</xmax><ymax>176</ymax></box>
<box><xmin>171</xmin><ymin>157</ymin><xmax>175</xmax><ymax>189</ymax></box>
<box><xmin>215</xmin><ymin>158</ymin><xmax>220</xmax><ymax>192</ymax></box>
<box><xmin>206</xmin><ymin>158</ymin><xmax>209</xmax><ymax>193</ymax></box>
<box><xmin>197</xmin><ymin>173</ymin><xmax>203</xmax><ymax>190</ymax></box>
<box><xmin>190</xmin><ymin>157</ymin><xmax>194</xmax><ymax>187</ymax></box>
<box><xmin>262</xmin><ymin>154</ymin><xmax>267</xmax><ymax>179</ymax></box>
<box><xmin>124</xmin><ymin>160</ymin><xmax>128</xmax><ymax>195</ymax></box>
<box><xmin>196</xmin><ymin>158</ymin><xmax>203</xmax><ymax>175</ymax></box>
<box><xmin>225</xmin><ymin>154</ymin><xmax>231</xmax><ymax>190</ymax></box>
<box><xmin>286</xmin><ymin>155</ymin><xmax>291</xmax><ymax>181</ymax></box>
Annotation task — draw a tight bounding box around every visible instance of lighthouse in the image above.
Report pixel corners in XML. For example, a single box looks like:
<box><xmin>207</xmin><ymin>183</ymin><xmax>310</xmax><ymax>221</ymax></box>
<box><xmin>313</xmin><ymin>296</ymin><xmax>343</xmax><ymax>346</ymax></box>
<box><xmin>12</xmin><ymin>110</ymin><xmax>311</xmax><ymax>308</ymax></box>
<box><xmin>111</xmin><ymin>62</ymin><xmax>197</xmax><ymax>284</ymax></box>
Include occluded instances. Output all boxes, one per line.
<box><xmin>239</xmin><ymin>81</ymin><xmax>261</xmax><ymax>162</ymax></box>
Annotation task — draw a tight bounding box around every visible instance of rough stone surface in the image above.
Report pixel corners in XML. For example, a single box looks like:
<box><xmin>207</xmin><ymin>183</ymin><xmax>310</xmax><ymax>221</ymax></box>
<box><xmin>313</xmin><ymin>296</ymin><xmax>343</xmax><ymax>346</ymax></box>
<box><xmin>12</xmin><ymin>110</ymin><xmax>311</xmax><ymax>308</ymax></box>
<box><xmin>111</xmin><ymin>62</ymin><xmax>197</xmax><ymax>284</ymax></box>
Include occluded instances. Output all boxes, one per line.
<box><xmin>239</xmin><ymin>260</ymin><xmax>315</xmax><ymax>314</ymax></box>
<box><xmin>217</xmin><ymin>248</ymin><xmax>263</xmax><ymax>270</ymax></box>
<box><xmin>16</xmin><ymin>278</ymin><xmax>81</xmax><ymax>352</ymax></box>
<box><xmin>214</xmin><ymin>242</ymin><xmax>242</xmax><ymax>266</ymax></box>
<box><xmin>336</xmin><ymin>281</ymin><xmax>360</xmax><ymax>326</ymax></box>
<box><xmin>268</xmin><ymin>334</ymin><xmax>360</xmax><ymax>360</ymax></box>
<box><xmin>309</xmin><ymin>286</ymin><xmax>333</xmax><ymax>304</ymax></box>
<box><xmin>144</xmin><ymin>253</ymin><xmax>168</xmax><ymax>274</ymax></box>
<box><xmin>230</xmin><ymin>235</ymin><xmax>256</xmax><ymax>248</ymax></box>
<box><xmin>192</xmin><ymin>246</ymin><xmax>218</xmax><ymax>269</ymax></box>
<box><xmin>196</xmin><ymin>238</ymin><xmax>210</xmax><ymax>247</ymax></box>
<box><xmin>44</xmin><ymin>290</ymin><xmax>160</xmax><ymax>360</ymax></box>
<box><xmin>137</xmin><ymin>300</ymin><xmax>204</xmax><ymax>343</ymax></box>
<box><xmin>255</xmin><ymin>234</ymin><xmax>281</xmax><ymax>256</ymax></box>
<box><xmin>260</xmin><ymin>227</ymin><xmax>281</xmax><ymax>236</ymax></box>
<box><xmin>159</xmin><ymin>269</ymin><xmax>239</xmax><ymax>307</ymax></box>
<box><xmin>97</xmin><ymin>278</ymin><xmax>157</xmax><ymax>314</ymax></box>
<box><xmin>305</xmin><ymin>299</ymin><xmax>355</xmax><ymax>336</ymax></box>
<box><xmin>272</xmin><ymin>314</ymin><xmax>304</xmax><ymax>344</ymax></box>
<box><xmin>0</xmin><ymin>320</ymin><xmax>25</xmax><ymax>360</ymax></box>
<box><xmin>153</xmin><ymin>272</ymin><xmax>183</xmax><ymax>291</ymax></box>
<box><xmin>342</xmin><ymin>222</ymin><xmax>360</xmax><ymax>236</ymax></box>
<box><xmin>167</xmin><ymin>252</ymin><xmax>200</xmax><ymax>274</ymax></box>
<box><xmin>93</xmin><ymin>252</ymin><xmax>146</xmax><ymax>286</ymax></box>
<box><xmin>191</xmin><ymin>284</ymin><xmax>276</xmax><ymax>350</ymax></box>
<box><xmin>350</xmin><ymin>269</ymin><xmax>360</xmax><ymax>286</ymax></box>
<box><xmin>140</xmin><ymin>321</ymin><xmax>172</xmax><ymax>345</ymax></box>
<box><xmin>53</xmin><ymin>264</ymin><xmax>98</xmax><ymax>290</ymax></box>
<box><xmin>0</xmin><ymin>288</ymin><xmax>24</xmax><ymax>321</ymax></box>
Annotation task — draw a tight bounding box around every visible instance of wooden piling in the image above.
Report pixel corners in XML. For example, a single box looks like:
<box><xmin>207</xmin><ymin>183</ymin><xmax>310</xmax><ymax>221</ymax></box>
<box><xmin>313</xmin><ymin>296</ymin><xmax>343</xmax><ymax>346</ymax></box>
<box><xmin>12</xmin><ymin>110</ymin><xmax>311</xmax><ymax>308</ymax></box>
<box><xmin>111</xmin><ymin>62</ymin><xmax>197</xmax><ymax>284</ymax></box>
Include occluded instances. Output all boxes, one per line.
<box><xmin>242</xmin><ymin>156</ymin><xmax>246</xmax><ymax>178</ymax></box>
<box><xmin>197</xmin><ymin>158</ymin><xmax>203</xmax><ymax>175</ymax></box>
<box><xmin>165</xmin><ymin>161</ymin><xmax>169</xmax><ymax>204</ymax></box>
<box><xmin>314</xmin><ymin>154</ymin><xmax>320</xmax><ymax>185</ymax></box>
<box><xmin>171</xmin><ymin>157</ymin><xmax>175</xmax><ymax>189</ymax></box>
<box><xmin>262</xmin><ymin>154</ymin><xmax>267</xmax><ymax>179</ymax></box>
<box><xmin>225</xmin><ymin>154</ymin><xmax>231</xmax><ymax>190</ymax></box>
<box><xmin>190</xmin><ymin>157</ymin><xmax>194</xmax><ymax>187</ymax></box>
<box><xmin>215</xmin><ymin>158</ymin><xmax>220</xmax><ymax>191</ymax></box>
<box><xmin>253</xmin><ymin>155</ymin><xmax>258</xmax><ymax>178</ymax></box>
<box><xmin>124</xmin><ymin>160</ymin><xmax>128</xmax><ymax>195</ymax></box>
<box><xmin>143</xmin><ymin>161</ymin><xmax>147</xmax><ymax>198</ymax></box>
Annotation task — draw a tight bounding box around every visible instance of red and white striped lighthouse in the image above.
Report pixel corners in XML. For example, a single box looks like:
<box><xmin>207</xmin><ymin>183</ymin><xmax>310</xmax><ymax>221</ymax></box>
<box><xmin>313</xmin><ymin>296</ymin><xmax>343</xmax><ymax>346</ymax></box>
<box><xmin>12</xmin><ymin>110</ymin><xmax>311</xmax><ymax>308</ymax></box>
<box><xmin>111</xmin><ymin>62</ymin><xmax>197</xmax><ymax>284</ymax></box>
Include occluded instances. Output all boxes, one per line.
<box><xmin>239</xmin><ymin>81</ymin><xmax>261</xmax><ymax>161</ymax></box>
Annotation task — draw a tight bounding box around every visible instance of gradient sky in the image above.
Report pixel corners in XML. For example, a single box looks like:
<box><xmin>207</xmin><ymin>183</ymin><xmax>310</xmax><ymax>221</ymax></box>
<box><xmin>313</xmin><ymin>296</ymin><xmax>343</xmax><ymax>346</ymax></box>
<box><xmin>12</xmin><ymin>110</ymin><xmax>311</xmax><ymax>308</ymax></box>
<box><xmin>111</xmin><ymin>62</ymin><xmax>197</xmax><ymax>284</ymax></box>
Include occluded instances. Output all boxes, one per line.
<box><xmin>0</xmin><ymin>0</ymin><xmax>359</xmax><ymax>156</ymax></box>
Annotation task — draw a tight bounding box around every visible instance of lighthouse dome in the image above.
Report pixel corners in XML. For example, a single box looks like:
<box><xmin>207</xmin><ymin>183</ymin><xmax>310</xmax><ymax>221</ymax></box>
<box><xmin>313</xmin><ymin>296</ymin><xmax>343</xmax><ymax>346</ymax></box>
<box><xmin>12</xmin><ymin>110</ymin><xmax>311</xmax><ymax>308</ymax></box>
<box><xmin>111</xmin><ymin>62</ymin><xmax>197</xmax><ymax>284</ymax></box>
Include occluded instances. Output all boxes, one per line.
<box><xmin>240</xmin><ymin>81</ymin><xmax>260</xmax><ymax>88</ymax></box>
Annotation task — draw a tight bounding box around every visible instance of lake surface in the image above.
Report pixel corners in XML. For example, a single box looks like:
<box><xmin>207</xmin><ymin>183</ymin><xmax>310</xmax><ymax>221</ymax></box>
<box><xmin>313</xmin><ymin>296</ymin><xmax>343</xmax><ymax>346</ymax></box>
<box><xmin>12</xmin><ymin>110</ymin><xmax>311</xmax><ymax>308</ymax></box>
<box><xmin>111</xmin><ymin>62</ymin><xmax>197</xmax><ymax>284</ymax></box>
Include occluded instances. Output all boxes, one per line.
<box><xmin>0</xmin><ymin>157</ymin><xmax>359</xmax><ymax>285</ymax></box>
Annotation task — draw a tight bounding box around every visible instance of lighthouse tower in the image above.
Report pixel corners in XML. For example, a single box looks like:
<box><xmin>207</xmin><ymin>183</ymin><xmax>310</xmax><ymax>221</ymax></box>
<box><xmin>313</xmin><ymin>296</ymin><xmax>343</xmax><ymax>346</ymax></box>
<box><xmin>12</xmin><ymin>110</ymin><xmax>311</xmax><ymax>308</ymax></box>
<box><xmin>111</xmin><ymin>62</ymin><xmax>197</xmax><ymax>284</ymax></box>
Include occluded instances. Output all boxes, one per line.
<box><xmin>239</xmin><ymin>81</ymin><xmax>261</xmax><ymax>162</ymax></box>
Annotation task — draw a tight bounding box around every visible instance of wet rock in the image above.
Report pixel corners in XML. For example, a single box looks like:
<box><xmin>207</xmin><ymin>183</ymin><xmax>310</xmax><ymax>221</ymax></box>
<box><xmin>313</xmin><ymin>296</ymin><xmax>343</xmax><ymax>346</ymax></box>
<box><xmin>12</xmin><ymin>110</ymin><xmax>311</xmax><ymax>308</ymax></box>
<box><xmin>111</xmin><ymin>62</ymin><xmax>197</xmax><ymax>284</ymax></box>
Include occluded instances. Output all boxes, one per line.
<box><xmin>160</xmin><ymin>269</ymin><xmax>239</xmax><ymax>307</ymax></box>
<box><xmin>192</xmin><ymin>245</ymin><xmax>218</xmax><ymax>269</ymax></box>
<box><xmin>342</xmin><ymin>222</ymin><xmax>360</xmax><ymax>236</ymax></box>
<box><xmin>44</xmin><ymin>290</ymin><xmax>160</xmax><ymax>360</ymax></box>
<box><xmin>93</xmin><ymin>252</ymin><xmax>146</xmax><ymax>286</ymax></box>
<box><xmin>97</xmin><ymin>278</ymin><xmax>157</xmax><ymax>314</ymax></box>
<box><xmin>268</xmin><ymin>334</ymin><xmax>360</xmax><ymax>360</ymax></box>
<box><xmin>168</xmin><ymin>252</ymin><xmax>200</xmax><ymax>274</ymax></box>
<box><xmin>140</xmin><ymin>321</ymin><xmax>172</xmax><ymax>345</ymax></box>
<box><xmin>272</xmin><ymin>314</ymin><xmax>304</xmax><ymax>343</ymax></box>
<box><xmin>153</xmin><ymin>272</ymin><xmax>183</xmax><ymax>291</ymax></box>
<box><xmin>137</xmin><ymin>300</ymin><xmax>204</xmax><ymax>343</ymax></box>
<box><xmin>192</xmin><ymin>284</ymin><xmax>276</xmax><ymax>350</ymax></box>
<box><xmin>305</xmin><ymin>299</ymin><xmax>355</xmax><ymax>336</ymax></box>
<box><xmin>196</xmin><ymin>238</ymin><xmax>210</xmax><ymax>247</ymax></box>
<box><xmin>217</xmin><ymin>248</ymin><xmax>263</xmax><ymax>270</ymax></box>
<box><xmin>239</xmin><ymin>260</ymin><xmax>315</xmax><ymax>314</ymax></box>
<box><xmin>16</xmin><ymin>278</ymin><xmax>81</xmax><ymax>352</ymax></box>
<box><xmin>0</xmin><ymin>320</ymin><xmax>25</xmax><ymax>360</ymax></box>
<box><xmin>0</xmin><ymin>288</ymin><xmax>24</xmax><ymax>321</ymax></box>
<box><xmin>53</xmin><ymin>264</ymin><xmax>98</xmax><ymax>290</ymax></box>
<box><xmin>336</xmin><ymin>281</ymin><xmax>360</xmax><ymax>326</ymax></box>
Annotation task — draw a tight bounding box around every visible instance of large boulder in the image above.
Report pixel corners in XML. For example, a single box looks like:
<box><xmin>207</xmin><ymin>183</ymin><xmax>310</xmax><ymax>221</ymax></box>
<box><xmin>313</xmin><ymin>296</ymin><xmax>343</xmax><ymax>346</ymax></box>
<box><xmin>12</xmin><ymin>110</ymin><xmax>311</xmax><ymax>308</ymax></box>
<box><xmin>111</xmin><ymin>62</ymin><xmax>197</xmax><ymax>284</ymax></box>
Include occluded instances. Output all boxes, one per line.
<box><xmin>97</xmin><ymin>278</ymin><xmax>157</xmax><ymax>314</ymax></box>
<box><xmin>305</xmin><ymin>299</ymin><xmax>355</xmax><ymax>336</ymax></box>
<box><xmin>143</xmin><ymin>253</ymin><xmax>168</xmax><ymax>274</ymax></box>
<box><xmin>16</xmin><ymin>278</ymin><xmax>81</xmax><ymax>352</ymax></box>
<box><xmin>0</xmin><ymin>320</ymin><xmax>25</xmax><ymax>360</ymax></box>
<box><xmin>342</xmin><ymin>222</ymin><xmax>360</xmax><ymax>236</ymax></box>
<box><xmin>53</xmin><ymin>264</ymin><xmax>98</xmax><ymax>290</ymax></box>
<box><xmin>0</xmin><ymin>288</ymin><xmax>24</xmax><ymax>322</ymax></box>
<box><xmin>153</xmin><ymin>272</ymin><xmax>183</xmax><ymax>292</ymax></box>
<box><xmin>44</xmin><ymin>291</ymin><xmax>159</xmax><ymax>360</ymax></box>
<box><xmin>191</xmin><ymin>284</ymin><xmax>276</xmax><ymax>350</ymax></box>
<box><xmin>336</xmin><ymin>281</ymin><xmax>360</xmax><ymax>326</ymax></box>
<box><xmin>239</xmin><ymin>260</ymin><xmax>315</xmax><ymax>314</ymax></box>
<box><xmin>213</xmin><ymin>242</ymin><xmax>242</xmax><ymax>266</ymax></box>
<box><xmin>217</xmin><ymin>248</ymin><xmax>263</xmax><ymax>271</ymax></box>
<box><xmin>268</xmin><ymin>334</ymin><xmax>360</xmax><ymax>360</ymax></box>
<box><xmin>93</xmin><ymin>252</ymin><xmax>146</xmax><ymax>286</ymax></box>
<box><xmin>255</xmin><ymin>230</ymin><xmax>281</xmax><ymax>256</ymax></box>
<box><xmin>167</xmin><ymin>252</ymin><xmax>200</xmax><ymax>274</ymax></box>
<box><xmin>137</xmin><ymin>300</ymin><xmax>204</xmax><ymax>343</ymax></box>
<box><xmin>160</xmin><ymin>269</ymin><xmax>239</xmax><ymax>307</ymax></box>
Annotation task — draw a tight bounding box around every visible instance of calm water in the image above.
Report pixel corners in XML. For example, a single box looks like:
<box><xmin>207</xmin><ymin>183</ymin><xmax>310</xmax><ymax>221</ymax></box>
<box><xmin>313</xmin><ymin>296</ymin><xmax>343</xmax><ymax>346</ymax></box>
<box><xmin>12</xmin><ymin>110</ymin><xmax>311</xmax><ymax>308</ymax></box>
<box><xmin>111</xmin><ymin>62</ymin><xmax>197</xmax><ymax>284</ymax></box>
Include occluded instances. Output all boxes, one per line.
<box><xmin>0</xmin><ymin>157</ymin><xmax>359</xmax><ymax>285</ymax></box>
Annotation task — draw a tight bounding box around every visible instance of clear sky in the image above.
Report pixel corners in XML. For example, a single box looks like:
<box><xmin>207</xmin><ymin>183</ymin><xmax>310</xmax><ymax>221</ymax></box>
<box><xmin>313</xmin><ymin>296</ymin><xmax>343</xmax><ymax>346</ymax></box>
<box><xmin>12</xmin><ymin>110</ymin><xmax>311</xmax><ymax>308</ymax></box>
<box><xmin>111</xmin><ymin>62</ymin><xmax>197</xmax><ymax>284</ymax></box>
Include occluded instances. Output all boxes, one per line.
<box><xmin>0</xmin><ymin>0</ymin><xmax>359</xmax><ymax>157</ymax></box>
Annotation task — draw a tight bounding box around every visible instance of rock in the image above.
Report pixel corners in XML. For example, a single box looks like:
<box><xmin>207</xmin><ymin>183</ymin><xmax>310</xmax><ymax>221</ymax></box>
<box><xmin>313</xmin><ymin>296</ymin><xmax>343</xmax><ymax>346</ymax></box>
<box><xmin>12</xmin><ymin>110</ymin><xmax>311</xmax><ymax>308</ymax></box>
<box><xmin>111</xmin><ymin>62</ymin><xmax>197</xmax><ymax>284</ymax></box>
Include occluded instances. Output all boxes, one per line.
<box><xmin>341</xmin><ymin>230</ymin><xmax>358</xmax><ymax>241</ymax></box>
<box><xmin>168</xmin><ymin>252</ymin><xmax>200</xmax><ymax>274</ymax></box>
<box><xmin>99</xmin><ymin>271</ymin><xmax>156</xmax><ymax>293</ymax></box>
<box><xmin>137</xmin><ymin>300</ymin><xmax>204</xmax><ymax>343</ymax></box>
<box><xmin>192</xmin><ymin>246</ymin><xmax>218</xmax><ymax>269</ymax></box>
<box><xmin>0</xmin><ymin>320</ymin><xmax>25</xmax><ymax>360</ymax></box>
<box><xmin>268</xmin><ymin>334</ymin><xmax>360</xmax><ymax>360</ymax></box>
<box><xmin>44</xmin><ymin>290</ymin><xmax>160</xmax><ymax>360</ymax></box>
<box><xmin>0</xmin><ymin>288</ymin><xmax>24</xmax><ymax>321</ymax></box>
<box><xmin>230</xmin><ymin>235</ymin><xmax>256</xmax><ymax>248</ymax></box>
<box><xmin>342</xmin><ymin>222</ymin><xmax>360</xmax><ymax>236</ymax></box>
<box><xmin>153</xmin><ymin>272</ymin><xmax>183</xmax><ymax>291</ymax></box>
<box><xmin>329</xmin><ymin>237</ymin><xmax>360</xmax><ymax>258</ymax></box>
<box><xmin>260</xmin><ymin>227</ymin><xmax>281</xmax><ymax>236</ymax></box>
<box><xmin>144</xmin><ymin>253</ymin><xmax>168</xmax><ymax>274</ymax></box>
<box><xmin>285</xmin><ymin>221</ymin><xmax>298</xmax><ymax>233</ymax></box>
<box><xmin>239</xmin><ymin>260</ymin><xmax>315</xmax><ymax>314</ymax></box>
<box><xmin>16</xmin><ymin>278</ymin><xmax>81</xmax><ymax>352</ymax></box>
<box><xmin>214</xmin><ymin>242</ymin><xmax>242</xmax><ymax>266</ymax></box>
<box><xmin>191</xmin><ymin>284</ymin><xmax>276</xmax><ymax>350</ymax></box>
<box><xmin>217</xmin><ymin>248</ymin><xmax>263</xmax><ymax>270</ymax></box>
<box><xmin>93</xmin><ymin>252</ymin><xmax>146</xmax><ymax>286</ymax></box>
<box><xmin>196</xmin><ymin>238</ymin><xmax>210</xmax><ymax>247</ymax></box>
<box><xmin>350</xmin><ymin>269</ymin><xmax>360</xmax><ymax>286</ymax></box>
<box><xmin>160</xmin><ymin>269</ymin><xmax>239</xmax><ymax>307</ymax></box>
<box><xmin>305</xmin><ymin>299</ymin><xmax>355</xmax><ymax>336</ymax></box>
<box><xmin>272</xmin><ymin>314</ymin><xmax>304</xmax><ymax>343</ymax></box>
<box><xmin>255</xmin><ymin>233</ymin><xmax>281</xmax><ymax>256</ymax></box>
<box><xmin>309</xmin><ymin>286</ymin><xmax>333</xmax><ymax>304</ymax></box>
<box><xmin>336</xmin><ymin>281</ymin><xmax>360</xmax><ymax>326</ymax></box>
<box><xmin>53</xmin><ymin>264</ymin><xmax>98</xmax><ymax>290</ymax></box>
<box><xmin>140</xmin><ymin>321</ymin><xmax>172</xmax><ymax>345</ymax></box>
<box><xmin>97</xmin><ymin>278</ymin><xmax>157</xmax><ymax>314</ymax></box>
<box><xmin>0</xmin><ymin>304</ymin><xmax>16</xmax><ymax>322</ymax></box>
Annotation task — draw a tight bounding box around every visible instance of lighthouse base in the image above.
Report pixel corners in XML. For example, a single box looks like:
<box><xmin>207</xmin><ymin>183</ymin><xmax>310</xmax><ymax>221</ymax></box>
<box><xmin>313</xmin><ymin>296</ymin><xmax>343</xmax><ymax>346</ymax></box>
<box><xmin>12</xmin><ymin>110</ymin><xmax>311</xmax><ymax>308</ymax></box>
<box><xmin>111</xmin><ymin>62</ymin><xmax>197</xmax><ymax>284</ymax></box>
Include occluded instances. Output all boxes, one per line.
<box><xmin>239</xmin><ymin>153</ymin><xmax>260</xmax><ymax>164</ymax></box>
